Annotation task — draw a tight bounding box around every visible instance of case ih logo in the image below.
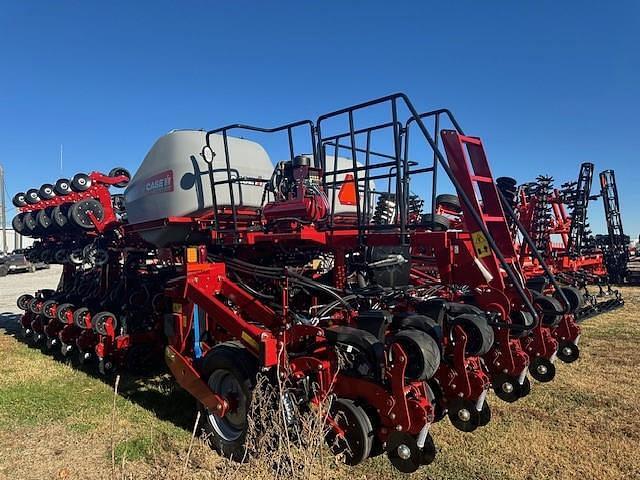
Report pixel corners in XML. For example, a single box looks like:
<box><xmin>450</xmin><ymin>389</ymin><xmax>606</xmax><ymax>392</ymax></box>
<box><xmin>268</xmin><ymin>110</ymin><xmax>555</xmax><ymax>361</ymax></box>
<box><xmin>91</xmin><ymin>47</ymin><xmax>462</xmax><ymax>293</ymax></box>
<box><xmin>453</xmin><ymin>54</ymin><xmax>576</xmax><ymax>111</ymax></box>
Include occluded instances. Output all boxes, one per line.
<box><xmin>144</xmin><ymin>170</ymin><xmax>173</xmax><ymax>195</ymax></box>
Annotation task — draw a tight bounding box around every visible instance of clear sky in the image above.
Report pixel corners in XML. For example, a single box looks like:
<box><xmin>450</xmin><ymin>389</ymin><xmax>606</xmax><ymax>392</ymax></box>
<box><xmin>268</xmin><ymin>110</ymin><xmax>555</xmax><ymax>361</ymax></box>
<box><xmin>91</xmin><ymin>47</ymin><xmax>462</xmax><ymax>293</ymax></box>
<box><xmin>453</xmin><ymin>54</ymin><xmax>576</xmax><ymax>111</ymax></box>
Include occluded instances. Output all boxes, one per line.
<box><xmin>1</xmin><ymin>1</ymin><xmax>638</xmax><ymax>238</ymax></box>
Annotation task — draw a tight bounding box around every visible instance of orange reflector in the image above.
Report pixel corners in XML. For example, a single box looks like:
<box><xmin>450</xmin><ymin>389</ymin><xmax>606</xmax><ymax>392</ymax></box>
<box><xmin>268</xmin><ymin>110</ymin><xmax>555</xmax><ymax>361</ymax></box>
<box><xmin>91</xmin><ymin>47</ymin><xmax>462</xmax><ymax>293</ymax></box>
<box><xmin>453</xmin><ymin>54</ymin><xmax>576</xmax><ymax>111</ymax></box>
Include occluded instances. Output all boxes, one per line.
<box><xmin>338</xmin><ymin>173</ymin><xmax>358</xmax><ymax>206</ymax></box>
<box><xmin>186</xmin><ymin>247</ymin><xmax>198</xmax><ymax>263</ymax></box>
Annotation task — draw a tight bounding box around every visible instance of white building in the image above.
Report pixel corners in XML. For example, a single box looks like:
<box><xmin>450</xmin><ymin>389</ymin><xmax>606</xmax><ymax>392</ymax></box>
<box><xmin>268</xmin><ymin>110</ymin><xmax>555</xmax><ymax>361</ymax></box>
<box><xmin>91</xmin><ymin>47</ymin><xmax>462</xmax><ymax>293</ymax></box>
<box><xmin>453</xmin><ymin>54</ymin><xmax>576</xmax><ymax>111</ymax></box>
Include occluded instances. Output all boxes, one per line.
<box><xmin>0</xmin><ymin>229</ymin><xmax>34</xmax><ymax>254</ymax></box>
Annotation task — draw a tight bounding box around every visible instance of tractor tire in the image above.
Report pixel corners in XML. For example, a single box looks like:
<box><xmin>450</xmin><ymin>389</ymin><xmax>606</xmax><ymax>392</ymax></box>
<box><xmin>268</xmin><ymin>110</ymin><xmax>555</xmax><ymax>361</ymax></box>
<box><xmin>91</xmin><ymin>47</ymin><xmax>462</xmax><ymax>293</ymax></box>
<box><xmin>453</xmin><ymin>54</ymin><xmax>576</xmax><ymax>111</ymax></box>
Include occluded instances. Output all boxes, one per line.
<box><xmin>436</xmin><ymin>194</ymin><xmax>461</xmax><ymax>212</ymax></box>
<box><xmin>200</xmin><ymin>343</ymin><xmax>258</xmax><ymax>462</ymax></box>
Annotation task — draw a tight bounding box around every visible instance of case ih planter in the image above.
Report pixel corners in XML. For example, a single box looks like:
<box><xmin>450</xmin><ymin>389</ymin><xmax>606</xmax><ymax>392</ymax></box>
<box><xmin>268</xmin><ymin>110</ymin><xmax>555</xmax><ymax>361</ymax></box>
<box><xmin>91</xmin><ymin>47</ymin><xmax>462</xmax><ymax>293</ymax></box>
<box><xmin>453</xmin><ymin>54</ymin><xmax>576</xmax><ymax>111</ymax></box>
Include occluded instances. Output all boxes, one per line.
<box><xmin>10</xmin><ymin>94</ymin><xmax>611</xmax><ymax>473</ymax></box>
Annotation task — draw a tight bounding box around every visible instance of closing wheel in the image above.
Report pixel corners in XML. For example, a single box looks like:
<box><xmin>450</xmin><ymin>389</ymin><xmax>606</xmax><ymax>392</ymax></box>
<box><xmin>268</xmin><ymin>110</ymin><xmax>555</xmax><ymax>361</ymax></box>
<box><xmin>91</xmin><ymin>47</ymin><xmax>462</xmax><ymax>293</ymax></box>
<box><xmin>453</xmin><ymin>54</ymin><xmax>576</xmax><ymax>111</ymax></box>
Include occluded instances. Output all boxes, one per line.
<box><xmin>455</xmin><ymin>313</ymin><xmax>495</xmax><ymax>356</ymax></box>
<box><xmin>28</xmin><ymin>298</ymin><xmax>43</xmax><ymax>314</ymax></box>
<box><xmin>327</xmin><ymin>398</ymin><xmax>373</xmax><ymax>466</ymax></box>
<box><xmin>17</xmin><ymin>294</ymin><xmax>34</xmax><ymax>311</ymax></box>
<box><xmin>39</xmin><ymin>184</ymin><xmax>56</xmax><ymax>200</ymax></box>
<box><xmin>73</xmin><ymin>307</ymin><xmax>91</xmax><ymax>329</ymax></box>
<box><xmin>200</xmin><ymin>343</ymin><xmax>257</xmax><ymax>461</ymax></box>
<box><xmin>557</xmin><ymin>341</ymin><xmax>580</xmax><ymax>363</ymax></box>
<box><xmin>12</xmin><ymin>192</ymin><xmax>27</xmax><ymax>207</ymax></box>
<box><xmin>71</xmin><ymin>173</ymin><xmax>92</xmax><ymax>191</ymax></box>
<box><xmin>52</xmin><ymin>205</ymin><xmax>69</xmax><ymax>229</ymax></box>
<box><xmin>436</xmin><ymin>193</ymin><xmax>461</xmax><ymax>212</ymax></box>
<box><xmin>492</xmin><ymin>373</ymin><xmax>522</xmax><ymax>403</ymax></box>
<box><xmin>530</xmin><ymin>357</ymin><xmax>556</xmax><ymax>382</ymax></box>
<box><xmin>448</xmin><ymin>398</ymin><xmax>480</xmax><ymax>432</ymax></box>
<box><xmin>69</xmin><ymin>199</ymin><xmax>104</xmax><ymax>229</ymax></box>
<box><xmin>41</xmin><ymin>300</ymin><xmax>57</xmax><ymax>320</ymax></box>
<box><xmin>391</xmin><ymin>329</ymin><xmax>440</xmax><ymax>381</ymax></box>
<box><xmin>386</xmin><ymin>431</ymin><xmax>422</xmax><ymax>473</ymax></box>
<box><xmin>54</xmin><ymin>178</ymin><xmax>72</xmax><ymax>195</ymax></box>
<box><xmin>421</xmin><ymin>213</ymin><xmax>450</xmax><ymax>231</ymax></box>
<box><xmin>25</xmin><ymin>188</ymin><xmax>41</xmax><ymax>205</ymax></box>
<box><xmin>108</xmin><ymin>167</ymin><xmax>131</xmax><ymax>188</ymax></box>
<box><xmin>57</xmin><ymin>303</ymin><xmax>75</xmax><ymax>323</ymax></box>
<box><xmin>92</xmin><ymin>311</ymin><xmax>118</xmax><ymax>335</ymax></box>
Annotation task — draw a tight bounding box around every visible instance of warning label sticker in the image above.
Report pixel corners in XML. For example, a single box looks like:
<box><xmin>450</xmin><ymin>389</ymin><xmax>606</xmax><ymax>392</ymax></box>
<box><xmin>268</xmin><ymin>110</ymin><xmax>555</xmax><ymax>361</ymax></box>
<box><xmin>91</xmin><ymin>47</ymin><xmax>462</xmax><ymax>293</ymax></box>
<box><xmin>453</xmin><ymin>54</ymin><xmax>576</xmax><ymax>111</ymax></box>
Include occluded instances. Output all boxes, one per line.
<box><xmin>471</xmin><ymin>231</ymin><xmax>492</xmax><ymax>258</ymax></box>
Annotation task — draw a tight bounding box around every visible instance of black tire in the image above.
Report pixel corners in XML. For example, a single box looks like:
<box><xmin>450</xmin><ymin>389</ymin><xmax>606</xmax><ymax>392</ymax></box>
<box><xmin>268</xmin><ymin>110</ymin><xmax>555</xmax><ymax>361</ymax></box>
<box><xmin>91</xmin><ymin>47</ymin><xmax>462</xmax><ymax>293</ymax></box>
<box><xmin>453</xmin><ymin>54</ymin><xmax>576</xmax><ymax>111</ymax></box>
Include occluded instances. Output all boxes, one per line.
<box><xmin>554</xmin><ymin>286</ymin><xmax>584</xmax><ymax>313</ymax></box>
<box><xmin>12</xmin><ymin>214</ymin><xmax>26</xmax><ymax>234</ymax></box>
<box><xmin>22</xmin><ymin>211</ymin><xmax>37</xmax><ymax>234</ymax></box>
<box><xmin>0</xmin><ymin>265</ymin><xmax>8</xmax><ymax>277</ymax></box>
<box><xmin>436</xmin><ymin>194</ymin><xmax>461</xmax><ymax>212</ymax></box>
<box><xmin>17</xmin><ymin>294</ymin><xmax>34</xmax><ymax>310</ymax></box>
<box><xmin>71</xmin><ymin>173</ymin><xmax>92</xmax><ymax>192</ymax></box>
<box><xmin>390</xmin><ymin>329</ymin><xmax>440</xmax><ymax>380</ymax></box>
<box><xmin>39</xmin><ymin>184</ymin><xmax>56</xmax><ymax>200</ymax></box>
<box><xmin>52</xmin><ymin>205</ymin><xmax>70</xmax><ymax>229</ymax></box>
<box><xmin>12</xmin><ymin>192</ymin><xmax>27</xmax><ymax>208</ymax></box>
<box><xmin>25</xmin><ymin>188</ymin><xmax>41</xmax><ymax>205</ymax></box>
<box><xmin>108</xmin><ymin>167</ymin><xmax>131</xmax><ymax>188</ymax></box>
<box><xmin>92</xmin><ymin>311</ymin><xmax>118</xmax><ymax>335</ymax></box>
<box><xmin>200</xmin><ymin>343</ymin><xmax>258</xmax><ymax>462</ymax></box>
<box><xmin>56</xmin><ymin>303</ymin><xmax>75</xmax><ymax>323</ymax></box>
<box><xmin>54</xmin><ymin>178</ymin><xmax>72</xmax><ymax>195</ymax></box>
<box><xmin>533</xmin><ymin>294</ymin><xmax>563</xmax><ymax>327</ymax></box>
<box><xmin>327</xmin><ymin>398</ymin><xmax>374</xmax><ymax>466</ymax></box>
<box><xmin>36</xmin><ymin>208</ymin><xmax>53</xmax><ymax>231</ymax></box>
<box><xmin>73</xmin><ymin>307</ymin><xmax>91</xmax><ymax>328</ymax></box>
<box><xmin>455</xmin><ymin>313</ymin><xmax>495</xmax><ymax>356</ymax></box>
<box><xmin>68</xmin><ymin>199</ymin><xmax>104</xmax><ymax>229</ymax></box>
<box><xmin>421</xmin><ymin>213</ymin><xmax>450</xmax><ymax>231</ymax></box>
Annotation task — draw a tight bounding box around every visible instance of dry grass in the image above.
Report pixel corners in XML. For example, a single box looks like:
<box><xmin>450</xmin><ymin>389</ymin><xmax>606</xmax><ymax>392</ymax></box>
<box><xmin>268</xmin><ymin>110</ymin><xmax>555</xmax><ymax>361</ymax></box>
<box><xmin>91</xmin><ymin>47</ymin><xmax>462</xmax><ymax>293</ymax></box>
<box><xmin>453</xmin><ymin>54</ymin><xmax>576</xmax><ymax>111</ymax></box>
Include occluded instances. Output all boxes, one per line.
<box><xmin>0</xmin><ymin>285</ymin><xmax>639</xmax><ymax>480</ymax></box>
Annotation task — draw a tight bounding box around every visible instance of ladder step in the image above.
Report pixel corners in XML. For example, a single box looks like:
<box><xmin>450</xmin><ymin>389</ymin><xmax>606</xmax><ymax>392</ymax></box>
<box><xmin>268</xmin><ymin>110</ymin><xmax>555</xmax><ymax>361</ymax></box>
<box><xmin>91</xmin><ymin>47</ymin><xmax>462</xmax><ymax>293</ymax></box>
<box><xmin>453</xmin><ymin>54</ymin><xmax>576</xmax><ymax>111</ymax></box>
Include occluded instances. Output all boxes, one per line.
<box><xmin>471</xmin><ymin>175</ymin><xmax>493</xmax><ymax>183</ymax></box>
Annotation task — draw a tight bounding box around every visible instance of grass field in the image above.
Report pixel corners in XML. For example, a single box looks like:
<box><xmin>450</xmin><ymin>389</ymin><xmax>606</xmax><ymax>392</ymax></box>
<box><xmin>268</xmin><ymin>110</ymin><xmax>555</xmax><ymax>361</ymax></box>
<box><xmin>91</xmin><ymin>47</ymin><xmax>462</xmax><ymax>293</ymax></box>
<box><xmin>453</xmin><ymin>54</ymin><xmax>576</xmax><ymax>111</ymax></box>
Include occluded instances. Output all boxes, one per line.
<box><xmin>0</xmin><ymin>269</ymin><xmax>638</xmax><ymax>480</ymax></box>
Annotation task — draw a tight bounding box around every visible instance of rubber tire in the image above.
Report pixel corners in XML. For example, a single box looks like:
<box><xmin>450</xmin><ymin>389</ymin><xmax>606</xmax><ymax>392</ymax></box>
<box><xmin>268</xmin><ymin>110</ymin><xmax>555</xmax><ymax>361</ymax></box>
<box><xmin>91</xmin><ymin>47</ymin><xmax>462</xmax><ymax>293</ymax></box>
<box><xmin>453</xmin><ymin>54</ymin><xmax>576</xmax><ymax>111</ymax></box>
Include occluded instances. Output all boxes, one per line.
<box><xmin>0</xmin><ymin>265</ymin><xmax>8</xmax><ymax>277</ymax></box>
<box><xmin>327</xmin><ymin>398</ymin><xmax>374</xmax><ymax>466</ymax></box>
<box><xmin>421</xmin><ymin>213</ymin><xmax>450</xmax><ymax>231</ymax></box>
<box><xmin>22</xmin><ymin>212</ymin><xmax>37</xmax><ymax>234</ymax></box>
<box><xmin>108</xmin><ymin>167</ymin><xmax>131</xmax><ymax>188</ymax></box>
<box><xmin>455</xmin><ymin>313</ymin><xmax>495</xmax><ymax>356</ymax></box>
<box><xmin>533</xmin><ymin>294</ymin><xmax>563</xmax><ymax>327</ymax></box>
<box><xmin>200</xmin><ymin>343</ymin><xmax>257</xmax><ymax>462</ymax></box>
<box><xmin>25</xmin><ymin>188</ymin><xmax>41</xmax><ymax>205</ymax></box>
<box><xmin>54</xmin><ymin>178</ymin><xmax>72</xmax><ymax>195</ymax></box>
<box><xmin>68</xmin><ymin>199</ymin><xmax>104</xmax><ymax>229</ymax></box>
<box><xmin>436</xmin><ymin>193</ymin><xmax>461</xmax><ymax>212</ymax></box>
<box><xmin>12</xmin><ymin>192</ymin><xmax>27</xmax><ymax>208</ymax></box>
<box><xmin>52</xmin><ymin>205</ymin><xmax>69</xmax><ymax>229</ymax></box>
<box><xmin>390</xmin><ymin>329</ymin><xmax>440</xmax><ymax>380</ymax></box>
<box><xmin>554</xmin><ymin>286</ymin><xmax>584</xmax><ymax>313</ymax></box>
<box><xmin>71</xmin><ymin>173</ymin><xmax>92</xmax><ymax>192</ymax></box>
<box><xmin>12</xmin><ymin>214</ymin><xmax>26</xmax><ymax>234</ymax></box>
<box><xmin>36</xmin><ymin>208</ymin><xmax>53</xmax><ymax>230</ymax></box>
<box><xmin>39</xmin><ymin>184</ymin><xmax>56</xmax><ymax>200</ymax></box>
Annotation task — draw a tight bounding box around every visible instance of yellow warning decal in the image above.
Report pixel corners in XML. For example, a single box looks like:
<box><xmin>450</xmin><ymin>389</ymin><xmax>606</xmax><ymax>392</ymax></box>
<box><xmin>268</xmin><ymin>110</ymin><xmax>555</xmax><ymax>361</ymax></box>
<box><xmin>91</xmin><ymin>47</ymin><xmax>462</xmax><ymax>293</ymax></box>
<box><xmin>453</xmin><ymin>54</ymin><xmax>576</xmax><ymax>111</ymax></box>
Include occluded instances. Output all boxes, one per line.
<box><xmin>241</xmin><ymin>331</ymin><xmax>260</xmax><ymax>352</ymax></box>
<box><xmin>471</xmin><ymin>231</ymin><xmax>492</xmax><ymax>259</ymax></box>
<box><xmin>172</xmin><ymin>302</ymin><xmax>183</xmax><ymax>314</ymax></box>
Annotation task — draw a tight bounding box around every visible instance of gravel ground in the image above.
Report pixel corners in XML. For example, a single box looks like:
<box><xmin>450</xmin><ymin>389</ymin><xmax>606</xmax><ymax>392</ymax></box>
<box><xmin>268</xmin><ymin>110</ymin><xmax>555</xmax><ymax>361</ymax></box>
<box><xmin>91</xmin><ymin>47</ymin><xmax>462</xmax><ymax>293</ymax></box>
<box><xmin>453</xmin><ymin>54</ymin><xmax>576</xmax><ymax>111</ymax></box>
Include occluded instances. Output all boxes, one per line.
<box><xmin>0</xmin><ymin>265</ymin><xmax>63</xmax><ymax>316</ymax></box>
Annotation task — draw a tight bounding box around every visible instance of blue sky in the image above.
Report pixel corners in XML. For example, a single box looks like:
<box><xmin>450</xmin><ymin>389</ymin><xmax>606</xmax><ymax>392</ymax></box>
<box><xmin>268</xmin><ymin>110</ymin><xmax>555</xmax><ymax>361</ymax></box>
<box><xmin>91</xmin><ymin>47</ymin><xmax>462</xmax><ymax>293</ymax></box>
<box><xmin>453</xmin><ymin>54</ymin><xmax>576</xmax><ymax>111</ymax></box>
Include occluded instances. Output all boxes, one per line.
<box><xmin>1</xmin><ymin>1</ymin><xmax>638</xmax><ymax>237</ymax></box>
